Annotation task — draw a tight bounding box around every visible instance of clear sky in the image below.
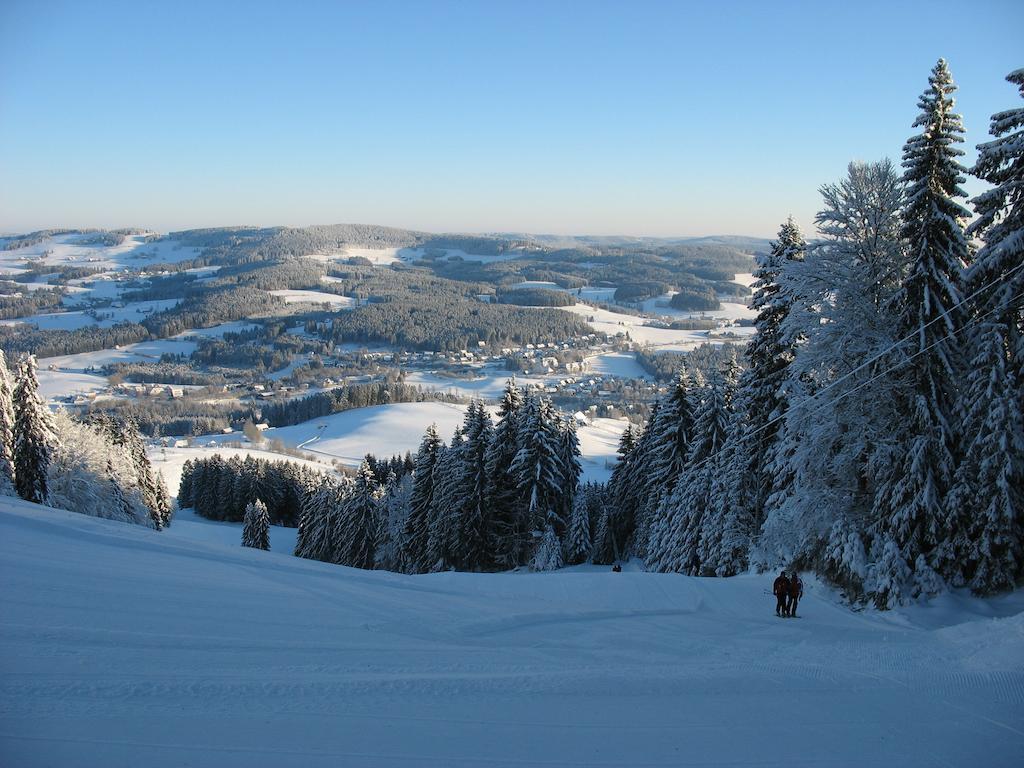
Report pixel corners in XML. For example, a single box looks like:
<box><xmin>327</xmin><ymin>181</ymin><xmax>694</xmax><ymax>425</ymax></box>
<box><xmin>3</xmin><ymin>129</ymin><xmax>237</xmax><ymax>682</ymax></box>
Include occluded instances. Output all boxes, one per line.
<box><xmin>1</xmin><ymin>0</ymin><xmax>1021</xmax><ymax>239</ymax></box>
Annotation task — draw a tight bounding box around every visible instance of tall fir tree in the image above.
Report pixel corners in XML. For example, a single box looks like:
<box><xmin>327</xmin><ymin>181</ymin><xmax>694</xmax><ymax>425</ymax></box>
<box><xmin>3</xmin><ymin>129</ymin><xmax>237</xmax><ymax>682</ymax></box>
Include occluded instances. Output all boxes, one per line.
<box><xmin>0</xmin><ymin>350</ymin><xmax>17</xmax><ymax>495</ymax></box>
<box><xmin>485</xmin><ymin>379</ymin><xmax>525</xmax><ymax>567</ymax></box>
<box><xmin>875</xmin><ymin>58</ymin><xmax>972</xmax><ymax>589</ymax></box>
<box><xmin>455</xmin><ymin>401</ymin><xmax>494</xmax><ymax>571</ymax></box>
<box><xmin>336</xmin><ymin>460</ymin><xmax>381</xmax><ymax>569</ymax></box>
<box><xmin>948</xmin><ymin>67</ymin><xmax>1024</xmax><ymax>593</ymax></box>
<box><xmin>242</xmin><ymin>499</ymin><xmax>271</xmax><ymax>551</ymax></box>
<box><xmin>511</xmin><ymin>391</ymin><xmax>565</xmax><ymax>541</ymax></box>
<box><xmin>404</xmin><ymin>424</ymin><xmax>443</xmax><ymax>572</ymax></box>
<box><xmin>13</xmin><ymin>355</ymin><xmax>54</xmax><ymax>504</ymax></box>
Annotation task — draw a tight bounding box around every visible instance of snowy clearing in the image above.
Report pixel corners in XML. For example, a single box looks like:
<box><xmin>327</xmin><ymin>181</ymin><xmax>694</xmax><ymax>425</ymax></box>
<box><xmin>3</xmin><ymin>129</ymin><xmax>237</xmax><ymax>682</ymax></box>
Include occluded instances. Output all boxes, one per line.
<box><xmin>0</xmin><ymin>232</ymin><xmax>201</xmax><ymax>273</ymax></box>
<box><xmin>36</xmin><ymin>370</ymin><xmax>109</xmax><ymax>402</ymax></box>
<box><xmin>585</xmin><ymin>352</ymin><xmax>651</xmax><ymax>380</ymax></box>
<box><xmin>39</xmin><ymin>339</ymin><xmax>199</xmax><ymax>372</ymax></box>
<box><xmin>268</xmin><ymin>289</ymin><xmax>357</xmax><ymax>307</ymax></box>
<box><xmin>1</xmin><ymin>299</ymin><xmax>180</xmax><ymax>331</ymax></box>
<box><xmin>1</xmin><ymin>498</ymin><xmax>1021</xmax><ymax>768</ymax></box>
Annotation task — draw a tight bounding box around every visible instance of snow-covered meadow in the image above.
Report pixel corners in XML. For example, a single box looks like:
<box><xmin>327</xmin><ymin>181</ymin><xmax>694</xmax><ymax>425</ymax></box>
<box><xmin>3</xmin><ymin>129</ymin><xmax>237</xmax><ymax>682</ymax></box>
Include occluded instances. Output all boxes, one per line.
<box><xmin>1</xmin><ymin>497</ymin><xmax>1021</xmax><ymax>768</ymax></box>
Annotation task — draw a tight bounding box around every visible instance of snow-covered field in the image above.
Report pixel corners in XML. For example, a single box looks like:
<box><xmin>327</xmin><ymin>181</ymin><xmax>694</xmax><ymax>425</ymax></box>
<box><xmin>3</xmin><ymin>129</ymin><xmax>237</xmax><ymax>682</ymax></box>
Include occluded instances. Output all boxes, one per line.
<box><xmin>0</xmin><ymin>232</ymin><xmax>200</xmax><ymax>272</ymax></box>
<box><xmin>1</xmin><ymin>299</ymin><xmax>180</xmax><ymax>331</ymax></box>
<box><xmin>38</xmin><ymin>338</ymin><xmax>199</xmax><ymax>372</ymax></box>
<box><xmin>268</xmin><ymin>289</ymin><xmax>357</xmax><ymax>307</ymax></box>
<box><xmin>585</xmin><ymin>351</ymin><xmax>651</xmax><ymax>379</ymax></box>
<box><xmin>2</xmin><ymin>497</ymin><xmax>1022</xmax><ymax>768</ymax></box>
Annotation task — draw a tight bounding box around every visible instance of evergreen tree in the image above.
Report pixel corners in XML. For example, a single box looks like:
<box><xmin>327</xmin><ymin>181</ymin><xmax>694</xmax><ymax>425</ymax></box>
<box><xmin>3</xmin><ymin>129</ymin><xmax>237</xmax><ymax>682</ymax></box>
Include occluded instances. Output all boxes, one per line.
<box><xmin>336</xmin><ymin>461</ymin><xmax>381</xmax><ymax>569</ymax></box>
<box><xmin>875</xmin><ymin>59</ymin><xmax>972</xmax><ymax>588</ymax></box>
<box><xmin>563</xmin><ymin>486</ymin><xmax>593</xmax><ymax>565</ymax></box>
<box><xmin>242</xmin><ymin>499</ymin><xmax>271</xmax><ymax>551</ymax></box>
<box><xmin>404</xmin><ymin>424</ymin><xmax>443</xmax><ymax>572</ymax></box>
<box><xmin>531</xmin><ymin>525</ymin><xmax>564</xmax><ymax>571</ymax></box>
<box><xmin>0</xmin><ymin>350</ymin><xmax>16</xmax><ymax>496</ymax></box>
<box><xmin>425</xmin><ymin>430</ymin><xmax>463</xmax><ymax>571</ymax></box>
<box><xmin>511</xmin><ymin>391</ymin><xmax>565</xmax><ymax>540</ymax></box>
<box><xmin>455</xmin><ymin>401</ymin><xmax>493</xmax><ymax>571</ymax></box>
<box><xmin>648</xmin><ymin>363</ymin><xmax>733</xmax><ymax>575</ymax></box>
<box><xmin>949</xmin><ymin>68</ymin><xmax>1024</xmax><ymax>593</ymax></box>
<box><xmin>178</xmin><ymin>459</ymin><xmax>195</xmax><ymax>509</ymax></box>
<box><xmin>738</xmin><ymin>218</ymin><xmax>805</xmax><ymax>532</ymax></box>
<box><xmin>13</xmin><ymin>355</ymin><xmax>54</xmax><ymax>504</ymax></box>
<box><xmin>376</xmin><ymin>472</ymin><xmax>413</xmax><ymax>571</ymax></box>
<box><xmin>485</xmin><ymin>379</ymin><xmax>525</xmax><ymax>567</ymax></box>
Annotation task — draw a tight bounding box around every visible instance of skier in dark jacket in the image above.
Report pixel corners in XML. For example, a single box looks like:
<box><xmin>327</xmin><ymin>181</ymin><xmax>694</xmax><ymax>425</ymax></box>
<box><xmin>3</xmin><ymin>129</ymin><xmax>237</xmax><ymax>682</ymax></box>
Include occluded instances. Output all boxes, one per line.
<box><xmin>787</xmin><ymin>572</ymin><xmax>804</xmax><ymax>617</ymax></box>
<box><xmin>773</xmin><ymin>571</ymin><xmax>789</xmax><ymax>617</ymax></box>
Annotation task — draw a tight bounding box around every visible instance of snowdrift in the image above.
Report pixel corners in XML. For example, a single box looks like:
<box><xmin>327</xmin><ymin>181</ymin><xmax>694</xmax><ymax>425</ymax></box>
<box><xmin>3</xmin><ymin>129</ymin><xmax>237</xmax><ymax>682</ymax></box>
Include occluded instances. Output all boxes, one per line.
<box><xmin>1</xmin><ymin>496</ymin><xmax>1023</xmax><ymax>767</ymax></box>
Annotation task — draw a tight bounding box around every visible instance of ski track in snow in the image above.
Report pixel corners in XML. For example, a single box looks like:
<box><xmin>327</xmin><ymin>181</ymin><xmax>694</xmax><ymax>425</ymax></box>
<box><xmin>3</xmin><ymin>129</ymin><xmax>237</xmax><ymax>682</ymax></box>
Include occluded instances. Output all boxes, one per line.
<box><xmin>1</xmin><ymin>498</ymin><xmax>1023</xmax><ymax>767</ymax></box>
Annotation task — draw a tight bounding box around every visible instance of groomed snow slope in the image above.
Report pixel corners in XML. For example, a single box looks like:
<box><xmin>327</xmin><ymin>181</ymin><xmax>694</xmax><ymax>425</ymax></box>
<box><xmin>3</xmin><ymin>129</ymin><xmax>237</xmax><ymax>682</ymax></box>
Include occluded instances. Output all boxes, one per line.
<box><xmin>2</xmin><ymin>498</ymin><xmax>1023</xmax><ymax>768</ymax></box>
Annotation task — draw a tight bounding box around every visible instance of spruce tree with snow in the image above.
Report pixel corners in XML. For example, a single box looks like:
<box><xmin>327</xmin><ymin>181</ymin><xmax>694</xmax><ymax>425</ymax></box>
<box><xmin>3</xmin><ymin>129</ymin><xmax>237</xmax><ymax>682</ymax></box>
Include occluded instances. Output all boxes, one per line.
<box><xmin>294</xmin><ymin>479</ymin><xmax>350</xmax><ymax>563</ymax></box>
<box><xmin>13</xmin><ymin>354</ymin><xmax>54</xmax><ymax>505</ymax></box>
<box><xmin>0</xmin><ymin>350</ymin><xmax>17</xmax><ymax>496</ymax></box>
<box><xmin>336</xmin><ymin>461</ymin><xmax>381</xmax><ymax>569</ymax></box>
<box><xmin>875</xmin><ymin>59</ymin><xmax>972</xmax><ymax>589</ymax></box>
<box><xmin>455</xmin><ymin>401</ymin><xmax>494</xmax><ymax>571</ymax></box>
<box><xmin>556</xmin><ymin>415</ymin><xmax>582</xmax><ymax>532</ymax></box>
<box><xmin>563</xmin><ymin>485</ymin><xmax>593</xmax><ymax>565</ymax></box>
<box><xmin>178</xmin><ymin>459</ymin><xmax>195</xmax><ymax>509</ymax></box>
<box><xmin>737</xmin><ymin>218</ymin><xmax>805</xmax><ymax>533</ymax></box>
<box><xmin>531</xmin><ymin>525</ymin><xmax>564</xmax><ymax>572</ymax></box>
<box><xmin>403</xmin><ymin>424</ymin><xmax>443</xmax><ymax>572</ymax></box>
<box><xmin>376</xmin><ymin>473</ymin><xmax>413</xmax><ymax>571</ymax></box>
<box><xmin>648</xmin><ymin>363</ymin><xmax>733</xmax><ymax>575</ymax></box>
<box><xmin>947</xmin><ymin>68</ymin><xmax>1024</xmax><ymax>594</ymax></box>
<box><xmin>510</xmin><ymin>391</ymin><xmax>565</xmax><ymax>542</ymax></box>
<box><xmin>597</xmin><ymin>422</ymin><xmax>641</xmax><ymax>564</ymax></box>
<box><xmin>242</xmin><ymin>499</ymin><xmax>271</xmax><ymax>551</ymax></box>
<box><xmin>425</xmin><ymin>429</ymin><xmax>464</xmax><ymax>571</ymax></box>
<box><xmin>485</xmin><ymin>379</ymin><xmax>525</xmax><ymax>567</ymax></box>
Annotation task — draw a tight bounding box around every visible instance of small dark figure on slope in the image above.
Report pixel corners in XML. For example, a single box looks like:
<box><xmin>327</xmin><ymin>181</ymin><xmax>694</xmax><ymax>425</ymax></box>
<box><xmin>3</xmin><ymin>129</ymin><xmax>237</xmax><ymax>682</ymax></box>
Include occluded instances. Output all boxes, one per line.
<box><xmin>773</xmin><ymin>570</ymin><xmax>790</xmax><ymax>617</ymax></box>
<box><xmin>787</xmin><ymin>572</ymin><xmax>804</xmax><ymax>618</ymax></box>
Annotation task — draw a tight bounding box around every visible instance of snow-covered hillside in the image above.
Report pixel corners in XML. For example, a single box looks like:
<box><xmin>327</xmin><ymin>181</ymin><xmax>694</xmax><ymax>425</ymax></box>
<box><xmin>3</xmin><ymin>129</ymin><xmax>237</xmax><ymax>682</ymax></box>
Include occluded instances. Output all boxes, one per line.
<box><xmin>2</xmin><ymin>497</ymin><xmax>1022</xmax><ymax>767</ymax></box>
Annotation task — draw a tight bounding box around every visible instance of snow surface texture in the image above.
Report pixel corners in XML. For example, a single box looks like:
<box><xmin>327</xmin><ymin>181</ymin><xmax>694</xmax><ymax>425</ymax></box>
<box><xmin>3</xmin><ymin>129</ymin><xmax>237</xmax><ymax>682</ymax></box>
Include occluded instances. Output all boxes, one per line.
<box><xmin>1</xmin><ymin>498</ymin><xmax>1022</xmax><ymax>767</ymax></box>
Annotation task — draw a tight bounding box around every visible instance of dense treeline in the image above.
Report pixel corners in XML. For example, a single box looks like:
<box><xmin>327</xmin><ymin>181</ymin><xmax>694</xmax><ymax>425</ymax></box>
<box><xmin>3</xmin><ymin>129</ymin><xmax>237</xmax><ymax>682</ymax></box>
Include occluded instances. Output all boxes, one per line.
<box><xmin>601</xmin><ymin>62</ymin><xmax>1024</xmax><ymax>606</ymax></box>
<box><xmin>142</xmin><ymin>287</ymin><xmax>284</xmax><ymax>338</ymax></box>
<box><xmin>0</xmin><ymin>285</ymin><xmax>64</xmax><ymax>320</ymax></box>
<box><xmin>495</xmin><ymin>287</ymin><xmax>576</xmax><ymax>307</ymax></box>
<box><xmin>179</xmin><ymin>454</ymin><xmax>324</xmax><ymax>526</ymax></box>
<box><xmin>327</xmin><ymin>295</ymin><xmax>595</xmax><ymax>351</ymax></box>
<box><xmin>287</xmin><ymin>384</ymin><xmax>585</xmax><ymax>573</ymax></box>
<box><xmin>0</xmin><ymin>322</ymin><xmax>150</xmax><ymax>359</ymax></box>
<box><xmin>669</xmin><ymin>287</ymin><xmax>720</xmax><ymax>311</ymax></box>
<box><xmin>260</xmin><ymin>381</ymin><xmax>463</xmax><ymax>428</ymax></box>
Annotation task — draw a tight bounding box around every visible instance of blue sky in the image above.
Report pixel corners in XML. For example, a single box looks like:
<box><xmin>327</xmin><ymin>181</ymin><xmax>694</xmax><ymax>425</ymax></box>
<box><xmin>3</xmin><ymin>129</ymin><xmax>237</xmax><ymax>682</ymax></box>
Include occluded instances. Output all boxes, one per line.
<box><xmin>1</xmin><ymin>0</ymin><xmax>1020</xmax><ymax>238</ymax></box>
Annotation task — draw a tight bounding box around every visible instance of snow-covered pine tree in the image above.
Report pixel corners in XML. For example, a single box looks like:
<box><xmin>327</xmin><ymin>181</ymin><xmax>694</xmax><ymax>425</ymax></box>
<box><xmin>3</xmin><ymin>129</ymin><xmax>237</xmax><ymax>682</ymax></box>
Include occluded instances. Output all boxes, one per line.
<box><xmin>0</xmin><ymin>350</ymin><xmax>17</xmax><ymax>495</ymax></box>
<box><xmin>425</xmin><ymin>429</ymin><xmax>463</xmax><ymax>572</ymax></box>
<box><xmin>375</xmin><ymin>472</ymin><xmax>413</xmax><ymax>571</ymax></box>
<box><xmin>647</xmin><ymin>363</ymin><xmax>732</xmax><ymax>575</ymax></box>
<box><xmin>242</xmin><ymin>499</ymin><xmax>271</xmax><ymax>551</ymax></box>
<box><xmin>556</xmin><ymin>414</ymin><xmax>582</xmax><ymax>533</ymax></box>
<box><xmin>531</xmin><ymin>524</ymin><xmax>564</xmax><ymax>571</ymax></box>
<box><xmin>178</xmin><ymin>459</ymin><xmax>195</xmax><ymax>509</ymax></box>
<box><xmin>633</xmin><ymin>369</ymin><xmax>696</xmax><ymax>558</ymax></box>
<box><xmin>455</xmin><ymin>400</ymin><xmax>493</xmax><ymax>571</ymax></box>
<box><xmin>403</xmin><ymin>424</ymin><xmax>443</xmax><ymax>572</ymax></box>
<box><xmin>596</xmin><ymin>423</ymin><xmax>641</xmax><ymax>564</ymax></box>
<box><xmin>510</xmin><ymin>391</ymin><xmax>565</xmax><ymax>543</ymax></box>
<box><xmin>13</xmin><ymin>354</ymin><xmax>54</xmax><ymax>504</ymax></box>
<box><xmin>336</xmin><ymin>460</ymin><xmax>381</xmax><ymax>569</ymax></box>
<box><xmin>875</xmin><ymin>59</ymin><xmax>972</xmax><ymax>590</ymax></box>
<box><xmin>485</xmin><ymin>379</ymin><xmax>525</xmax><ymax>568</ymax></box>
<box><xmin>294</xmin><ymin>478</ymin><xmax>350</xmax><ymax>563</ymax></box>
<box><xmin>563</xmin><ymin>484</ymin><xmax>593</xmax><ymax>565</ymax></box>
<box><xmin>947</xmin><ymin>68</ymin><xmax>1024</xmax><ymax>595</ymax></box>
<box><xmin>738</xmin><ymin>218</ymin><xmax>805</xmax><ymax>532</ymax></box>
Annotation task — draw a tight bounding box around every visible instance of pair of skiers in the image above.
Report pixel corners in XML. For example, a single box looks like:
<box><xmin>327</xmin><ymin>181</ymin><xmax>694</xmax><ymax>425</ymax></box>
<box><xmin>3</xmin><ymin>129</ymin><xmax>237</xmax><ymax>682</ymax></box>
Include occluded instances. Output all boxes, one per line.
<box><xmin>772</xmin><ymin>570</ymin><xmax>803</xmax><ymax>617</ymax></box>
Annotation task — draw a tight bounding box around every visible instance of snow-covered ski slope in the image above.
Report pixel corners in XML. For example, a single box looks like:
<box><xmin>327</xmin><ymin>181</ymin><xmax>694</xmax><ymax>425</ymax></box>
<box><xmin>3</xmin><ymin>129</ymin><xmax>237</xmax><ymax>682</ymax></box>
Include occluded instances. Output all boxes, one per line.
<box><xmin>2</xmin><ymin>498</ymin><xmax>1023</xmax><ymax>768</ymax></box>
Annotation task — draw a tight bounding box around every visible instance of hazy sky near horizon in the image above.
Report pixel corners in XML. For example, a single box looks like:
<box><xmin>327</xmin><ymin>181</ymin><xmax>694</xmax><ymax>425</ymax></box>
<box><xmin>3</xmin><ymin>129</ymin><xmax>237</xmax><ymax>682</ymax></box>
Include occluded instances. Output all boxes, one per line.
<box><xmin>1</xmin><ymin>0</ymin><xmax>1021</xmax><ymax>239</ymax></box>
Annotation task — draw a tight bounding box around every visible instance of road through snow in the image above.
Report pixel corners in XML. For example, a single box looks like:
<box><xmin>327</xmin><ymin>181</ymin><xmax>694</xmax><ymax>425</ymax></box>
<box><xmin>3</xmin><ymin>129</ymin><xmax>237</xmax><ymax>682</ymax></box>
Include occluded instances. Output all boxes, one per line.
<box><xmin>1</xmin><ymin>498</ymin><xmax>1022</xmax><ymax>767</ymax></box>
